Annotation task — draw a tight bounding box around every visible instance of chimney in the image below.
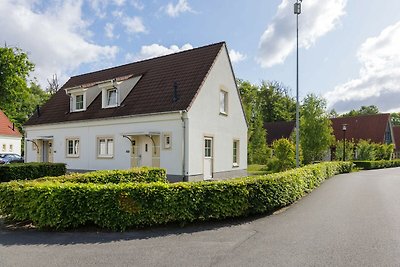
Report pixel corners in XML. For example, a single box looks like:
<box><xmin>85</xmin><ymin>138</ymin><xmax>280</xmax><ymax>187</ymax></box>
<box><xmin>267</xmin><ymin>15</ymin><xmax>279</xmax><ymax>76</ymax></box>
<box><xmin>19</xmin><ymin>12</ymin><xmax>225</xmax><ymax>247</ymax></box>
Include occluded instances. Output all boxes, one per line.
<box><xmin>172</xmin><ymin>81</ymin><xmax>179</xmax><ymax>103</ymax></box>
<box><xmin>12</xmin><ymin>123</ymin><xmax>14</xmax><ymax>131</ymax></box>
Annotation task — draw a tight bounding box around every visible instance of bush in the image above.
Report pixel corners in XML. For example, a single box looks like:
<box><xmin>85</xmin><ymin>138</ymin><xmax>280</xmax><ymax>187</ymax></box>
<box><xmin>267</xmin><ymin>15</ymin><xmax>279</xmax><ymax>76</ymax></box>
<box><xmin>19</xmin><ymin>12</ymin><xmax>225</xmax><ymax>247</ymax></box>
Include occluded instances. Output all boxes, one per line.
<box><xmin>0</xmin><ymin>163</ymin><xmax>66</xmax><ymax>182</ymax></box>
<box><xmin>269</xmin><ymin>138</ymin><xmax>296</xmax><ymax>172</ymax></box>
<box><xmin>36</xmin><ymin>167</ymin><xmax>167</xmax><ymax>184</ymax></box>
<box><xmin>0</xmin><ymin>162</ymin><xmax>352</xmax><ymax>231</ymax></box>
<box><xmin>356</xmin><ymin>140</ymin><xmax>376</xmax><ymax>160</ymax></box>
<box><xmin>335</xmin><ymin>139</ymin><xmax>355</xmax><ymax>161</ymax></box>
<box><xmin>353</xmin><ymin>160</ymin><xmax>400</xmax><ymax>170</ymax></box>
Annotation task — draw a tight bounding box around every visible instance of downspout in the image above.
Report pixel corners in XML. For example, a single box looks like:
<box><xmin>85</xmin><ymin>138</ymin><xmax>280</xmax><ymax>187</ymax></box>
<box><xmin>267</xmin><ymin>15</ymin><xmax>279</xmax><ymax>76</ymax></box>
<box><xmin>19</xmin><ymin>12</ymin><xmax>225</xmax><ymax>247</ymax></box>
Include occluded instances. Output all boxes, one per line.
<box><xmin>180</xmin><ymin>110</ymin><xmax>187</xmax><ymax>181</ymax></box>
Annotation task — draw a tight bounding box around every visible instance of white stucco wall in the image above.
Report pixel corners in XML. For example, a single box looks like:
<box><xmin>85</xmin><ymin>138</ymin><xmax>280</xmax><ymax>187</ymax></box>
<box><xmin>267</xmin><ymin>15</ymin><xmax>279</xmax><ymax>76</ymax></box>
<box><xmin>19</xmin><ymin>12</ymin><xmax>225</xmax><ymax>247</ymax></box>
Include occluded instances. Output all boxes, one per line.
<box><xmin>186</xmin><ymin>45</ymin><xmax>248</xmax><ymax>177</ymax></box>
<box><xmin>25</xmin><ymin>113</ymin><xmax>184</xmax><ymax>175</ymax></box>
<box><xmin>0</xmin><ymin>136</ymin><xmax>22</xmax><ymax>155</ymax></box>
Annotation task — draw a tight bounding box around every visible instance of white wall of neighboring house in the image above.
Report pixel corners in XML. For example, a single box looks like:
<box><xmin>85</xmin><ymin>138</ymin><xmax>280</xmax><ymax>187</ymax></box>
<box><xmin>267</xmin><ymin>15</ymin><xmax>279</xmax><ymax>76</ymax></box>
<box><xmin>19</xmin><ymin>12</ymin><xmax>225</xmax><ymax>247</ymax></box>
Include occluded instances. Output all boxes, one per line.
<box><xmin>187</xmin><ymin>47</ymin><xmax>248</xmax><ymax>179</ymax></box>
<box><xmin>25</xmin><ymin>113</ymin><xmax>184</xmax><ymax>176</ymax></box>
<box><xmin>0</xmin><ymin>136</ymin><xmax>22</xmax><ymax>155</ymax></box>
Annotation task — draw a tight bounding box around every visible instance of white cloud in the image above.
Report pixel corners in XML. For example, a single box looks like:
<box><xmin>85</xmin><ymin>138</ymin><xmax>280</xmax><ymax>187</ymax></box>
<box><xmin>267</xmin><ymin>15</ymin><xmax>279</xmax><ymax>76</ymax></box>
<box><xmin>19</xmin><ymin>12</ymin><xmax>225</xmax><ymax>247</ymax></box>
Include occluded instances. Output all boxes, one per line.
<box><xmin>131</xmin><ymin>0</ymin><xmax>144</xmax><ymax>10</ymax></box>
<box><xmin>126</xmin><ymin>43</ymin><xmax>193</xmax><ymax>62</ymax></box>
<box><xmin>122</xmin><ymin>16</ymin><xmax>146</xmax><ymax>34</ymax></box>
<box><xmin>257</xmin><ymin>0</ymin><xmax>347</xmax><ymax>68</ymax></box>
<box><xmin>325</xmin><ymin>21</ymin><xmax>400</xmax><ymax>113</ymax></box>
<box><xmin>104</xmin><ymin>23</ymin><xmax>117</xmax><ymax>39</ymax></box>
<box><xmin>0</xmin><ymin>0</ymin><xmax>118</xmax><ymax>87</ymax></box>
<box><xmin>113</xmin><ymin>0</ymin><xmax>125</xmax><ymax>6</ymax></box>
<box><xmin>165</xmin><ymin>0</ymin><xmax>194</xmax><ymax>17</ymax></box>
<box><xmin>229</xmin><ymin>49</ymin><xmax>247</xmax><ymax>64</ymax></box>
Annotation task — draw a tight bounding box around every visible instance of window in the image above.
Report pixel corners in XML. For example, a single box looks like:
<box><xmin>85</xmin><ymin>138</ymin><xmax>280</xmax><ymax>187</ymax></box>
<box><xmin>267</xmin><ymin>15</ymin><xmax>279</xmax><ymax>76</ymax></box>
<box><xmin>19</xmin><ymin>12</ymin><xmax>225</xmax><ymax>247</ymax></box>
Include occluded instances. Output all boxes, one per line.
<box><xmin>107</xmin><ymin>89</ymin><xmax>117</xmax><ymax>107</ymax></box>
<box><xmin>9</xmin><ymin>144</ymin><xmax>13</xmax><ymax>152</ymax></box>
<box><xmin>220</xmin><ymin>90</ymin><xmax>228</xmax><ymax>114</ymax></box>
<box><xmin>205</xmin><ymin>139</ymin><xmax>212</xmax><ymax>158</ymax></box>
<box><xmin>66</xmin><ymin>138</ymin><xmax>79</xmax><ymax>157</ymax></box>
<box><xmin>98</xmin><ymin>138</ymin><xmax>113</xmax><ymax>158</ymax></box>
<box><xmin>1</xmin><ymin>144</ymin><xmax>5</xmax><ymax>152</ymax></box>
<box><xmin>233</xmin><ymin>140</ymin><xmax>239</xmax><ymax>166</ymax></box>
<box><xmin>75</xmin><ymin>94</ymin><xmax>84</xmax><ymax>110</ymax></box>
<box><xmin>163</xmin><ymin>133</ymin><xmax>171</xmax><ymax>149</ymax></box>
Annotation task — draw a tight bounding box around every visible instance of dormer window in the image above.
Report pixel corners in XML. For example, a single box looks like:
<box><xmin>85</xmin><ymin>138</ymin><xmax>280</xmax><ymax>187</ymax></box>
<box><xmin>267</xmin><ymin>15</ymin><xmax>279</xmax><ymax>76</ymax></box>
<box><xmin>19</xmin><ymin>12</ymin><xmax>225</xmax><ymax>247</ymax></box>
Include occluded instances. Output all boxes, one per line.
<box><xmin>75</xmin><ymin>94</ymin><xmax>84</xmax><ymax>110</ymax></box>
<box><xmin>107</xmin><ymin>88</ymin><xmax>117</xmax><ymax>107</ymax></box>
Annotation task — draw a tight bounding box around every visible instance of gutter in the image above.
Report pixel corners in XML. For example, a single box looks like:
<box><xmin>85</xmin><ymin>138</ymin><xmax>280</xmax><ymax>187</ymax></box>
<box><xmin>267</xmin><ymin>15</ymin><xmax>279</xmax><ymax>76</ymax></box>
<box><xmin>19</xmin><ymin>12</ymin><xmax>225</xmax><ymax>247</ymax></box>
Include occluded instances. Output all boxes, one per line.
<box><xmin>180</xmin><ymin>110</ymin><xmax>187</xmax><ymax>181</ymax></box>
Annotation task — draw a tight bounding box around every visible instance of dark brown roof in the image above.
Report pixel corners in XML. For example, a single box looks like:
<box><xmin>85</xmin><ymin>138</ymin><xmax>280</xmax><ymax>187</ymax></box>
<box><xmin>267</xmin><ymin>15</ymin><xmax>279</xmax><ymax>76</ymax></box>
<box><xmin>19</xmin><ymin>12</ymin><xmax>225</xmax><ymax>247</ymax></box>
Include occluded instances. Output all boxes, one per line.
<box><xmin>331</xmin><ymin>113</ymin><xmax>391</xmax><ymax>143</ymax></box>
<box><xmin>0</xmin><ymin>110</ymin><xmax>21</xmax><ymax>137</ymax></box>
<box><xmin>393</xmin><ymin>126</ymin><xmax>400</xmax><ymax>151</ymax></box>
<box><xmin>25</xmin><ymin>42</ymin><xmax>225</xmax><ymax>126</ymax></box>
<box><xmin>264</xmin><ymin>113</ymin><xmax>392</xmax><ymax>145</ymax></box>
<box><xmin>264</xmin><ymin>121</ymin><xmax>295</xmax><ymax>145</ymax></box>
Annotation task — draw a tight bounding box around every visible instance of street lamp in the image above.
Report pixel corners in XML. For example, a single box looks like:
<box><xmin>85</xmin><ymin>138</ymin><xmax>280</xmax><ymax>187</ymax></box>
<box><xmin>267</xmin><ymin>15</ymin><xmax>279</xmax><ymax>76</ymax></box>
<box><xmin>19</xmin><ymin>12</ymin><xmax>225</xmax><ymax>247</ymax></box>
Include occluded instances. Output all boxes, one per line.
<box><xmin>342</xmin><ymin>124</ymin><xmax>347</xmax><ymax>161</ymax></box>
<box><xmin>294</xmin><ymin>0</ymin><xmax>302</xmax><ymax>167</ymax></box>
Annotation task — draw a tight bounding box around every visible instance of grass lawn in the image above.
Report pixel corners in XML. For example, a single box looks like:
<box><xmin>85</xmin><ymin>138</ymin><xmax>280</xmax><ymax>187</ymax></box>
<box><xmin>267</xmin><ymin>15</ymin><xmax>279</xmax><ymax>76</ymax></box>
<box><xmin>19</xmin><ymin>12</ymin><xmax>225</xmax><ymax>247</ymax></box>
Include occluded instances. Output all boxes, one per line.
<box><xmin>247</xmin><ymin>164</ymin><xmax>272</xmax><ymax>175</ymax></box>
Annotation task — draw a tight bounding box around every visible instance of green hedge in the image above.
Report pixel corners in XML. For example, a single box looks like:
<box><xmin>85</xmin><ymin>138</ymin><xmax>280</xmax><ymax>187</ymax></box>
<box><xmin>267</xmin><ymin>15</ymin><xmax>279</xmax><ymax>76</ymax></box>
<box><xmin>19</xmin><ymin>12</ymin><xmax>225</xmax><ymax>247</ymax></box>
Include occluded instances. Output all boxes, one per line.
<box><xmin>0</xmin><ymin>162</ymin><xmax>352</xmax><ymax>230</ymax></box>
<box><xmin>353</xmin><ymin>160</ymin><xmax>400</xmax><ymax>170</ymax></box>
<box><xmin>0</xmin><ymin>163</ymin><xmax>66</xmax><ymax>182</ymax></box>
<box><xmin>36</xmin><ymin>167</ymin><xmax>167</xmax><ymax>184</ymax></box>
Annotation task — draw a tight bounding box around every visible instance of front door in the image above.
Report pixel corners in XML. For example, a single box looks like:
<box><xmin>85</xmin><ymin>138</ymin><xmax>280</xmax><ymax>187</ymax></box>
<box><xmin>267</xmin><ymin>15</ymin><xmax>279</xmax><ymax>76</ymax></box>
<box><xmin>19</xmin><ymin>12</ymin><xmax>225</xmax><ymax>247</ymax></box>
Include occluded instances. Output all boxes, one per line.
<box><xmin>204</xmin><ymin>137</ymin><xmax>213</xmax><ymax>179</ymax></box>
<box><xmin>141</xmin><ymin>137</ymin><xmax>153</xmax><ymax>166</ymax></box>
<box><xmin>42</xmin><ymin>141</ymin><xmax>49</xmax><ymax>162</ymax></box>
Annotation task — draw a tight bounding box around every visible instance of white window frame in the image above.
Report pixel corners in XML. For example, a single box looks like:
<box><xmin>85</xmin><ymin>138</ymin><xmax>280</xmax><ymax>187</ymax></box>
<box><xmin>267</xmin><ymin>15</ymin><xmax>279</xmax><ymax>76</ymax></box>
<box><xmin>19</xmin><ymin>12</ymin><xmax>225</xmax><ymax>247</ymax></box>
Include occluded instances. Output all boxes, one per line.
<box><xmin>163</xmin><ymin>133</ymin><xmax>172</xmax><ymax>149</ymax></box>
<box><xmin>1</xmin><ymin>144</ymin><xmax>5</xmax><ymax>152</ymax></box>
<box><xmin>9</xmin><ymin>144</ymin><xmax>13</xmax><ymax>152</ymax></box>
<box><xmin>219</xmin><ymin>89</ymin><xmax>228</xmax><ymax>115</ymax></box>
<box><xmin>233</xmin><ymin>140</ymin><xmax>239</xmax><ymax>167</ymax></box>
<box><xmin>66</xmin><ymin>138</ymin><xmax>80</xmax><ymax>158</ymax></box>
<box><xmin>97</xmin><ymin>137</ymin><xmax>114</xmax><ymax>158</ymax></box>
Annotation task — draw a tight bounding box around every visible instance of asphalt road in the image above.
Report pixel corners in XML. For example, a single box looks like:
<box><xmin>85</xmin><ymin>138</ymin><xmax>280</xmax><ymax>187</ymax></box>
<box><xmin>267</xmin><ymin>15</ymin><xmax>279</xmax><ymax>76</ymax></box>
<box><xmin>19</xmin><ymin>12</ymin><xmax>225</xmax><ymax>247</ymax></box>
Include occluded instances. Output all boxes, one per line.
<box><xmin>2</xmin><ymin>168</ymin><xmax>400</xmax><ymax>267</ymax></box>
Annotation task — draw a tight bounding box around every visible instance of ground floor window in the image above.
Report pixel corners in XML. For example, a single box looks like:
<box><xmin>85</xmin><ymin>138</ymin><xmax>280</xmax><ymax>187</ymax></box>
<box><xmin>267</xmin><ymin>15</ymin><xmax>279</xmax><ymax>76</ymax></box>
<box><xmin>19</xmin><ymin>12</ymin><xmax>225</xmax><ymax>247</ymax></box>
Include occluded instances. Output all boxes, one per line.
<box><xmin>233</xmin><ymin>140</ymin><xmax>239</xmax><ymax>166</ymax></box>
<box><xmin>98</xmin><ymin>137</ymin><xmax>114</xmax><ymax>158</ymax></box>
<box><xmin>66</xmin><ymin>138</ymin><xmax>79</xmax><ymax>157</ymax></box>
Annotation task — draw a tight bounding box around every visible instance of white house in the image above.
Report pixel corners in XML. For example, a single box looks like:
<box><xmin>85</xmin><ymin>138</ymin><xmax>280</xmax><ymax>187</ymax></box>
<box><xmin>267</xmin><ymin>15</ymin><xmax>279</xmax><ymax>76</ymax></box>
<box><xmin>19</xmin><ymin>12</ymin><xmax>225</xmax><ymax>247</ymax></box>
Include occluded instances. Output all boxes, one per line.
<box><xmin>24</xmin><ymin>42</ymin><xmax>248</xmax><ymax>182</ymax></box>
<box><xmin>0</xmin><ymin>110</ymin><xmax>22</xmax><ymax>155</ymax></box>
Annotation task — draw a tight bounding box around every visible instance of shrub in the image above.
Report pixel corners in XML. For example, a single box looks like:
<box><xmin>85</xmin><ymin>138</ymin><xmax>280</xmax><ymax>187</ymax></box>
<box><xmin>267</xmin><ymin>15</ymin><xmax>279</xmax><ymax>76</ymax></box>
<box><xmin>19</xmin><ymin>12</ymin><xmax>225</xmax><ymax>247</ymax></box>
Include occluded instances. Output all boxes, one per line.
<box><xmin>353</xmin><ymin>160</ymin><xmax>400</xmax><ymax>170</ymax></box>
<box><xmin>36</xmin><ymin>167</ymin><xmax>167</xmax><ymax>184</ymax></box>
<box><xmin>335</xmin><ymin>139</ymin><xmax>355</xmax><ymax>161</ymax></box>
<box><xmin>0</xmin><ymin>162</ymin><xmax>352</xmax><ymax>230</ymax></box>
<box><xmin>356</xmin><ymin>140</ymin><xmax>376</xmax><ymax>160</ymax></box>
<box><xmin>269</xmin><ymin>138</ymin><xmax>296</xmax><ymax>172</ymax></box>
<box><xmin>0</xmin><ymin>162</ymin><xmax>66</xmax><ymax>182</ymax></box>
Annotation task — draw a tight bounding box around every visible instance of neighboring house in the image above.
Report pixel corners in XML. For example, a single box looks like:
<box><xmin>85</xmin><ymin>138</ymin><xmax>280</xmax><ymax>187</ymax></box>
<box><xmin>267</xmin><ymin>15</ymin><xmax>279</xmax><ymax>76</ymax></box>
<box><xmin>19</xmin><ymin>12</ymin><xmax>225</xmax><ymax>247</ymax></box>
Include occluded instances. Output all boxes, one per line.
<box><xmin>393</xmin><ymin>126</ymin><xmax>400</xmax><ymax>158</ymax></box>
<box><xmin>264</xmin><ymin>114</ymin><xmax>395</xmax><ymax>159</ymax></box>
<box><xmin>24</xmin><ymin>42</ymin><xmax>248</xmax><ymax>182</ymax></box>
<box><xmin>0</xmin><ymin>110</ymin><xmax>22</xmax><ymax>155</ymax></box>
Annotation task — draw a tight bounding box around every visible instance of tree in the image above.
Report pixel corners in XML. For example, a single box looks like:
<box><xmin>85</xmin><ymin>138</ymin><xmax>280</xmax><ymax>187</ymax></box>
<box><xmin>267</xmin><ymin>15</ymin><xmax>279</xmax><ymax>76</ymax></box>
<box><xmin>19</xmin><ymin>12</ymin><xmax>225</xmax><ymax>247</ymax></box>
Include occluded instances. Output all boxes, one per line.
<box><xmin>46</xmin><ymin>74</ymin><xmax>60</xmax><ymax>95</ymax></box>
<box><xmin>238</xmin><ymin>79</ymin><xmax>270</xmax><ymax>164</ymax></box>
<box><xmin>391</xmin><ymin>113</ymin><xmax>400</xmax><ymax>126</ymax></box>
<box><xmin>342</xmin><ymin>105</ymin><xmax>379</xmax><ymax>117</ymax></box>
<box><xmin>300</xmin><ymin>94</ymin><xmax>335</xmax><ymax>164</ymax></box>
<box><xmin>258</xmin><ymin>81</ymin><xmax>296</xmax><ymax>123</ymax></box>
<box><xmin>0</xmin><ymin>46</ymin><xmax>49</xmax><ymax>130</ymax></box>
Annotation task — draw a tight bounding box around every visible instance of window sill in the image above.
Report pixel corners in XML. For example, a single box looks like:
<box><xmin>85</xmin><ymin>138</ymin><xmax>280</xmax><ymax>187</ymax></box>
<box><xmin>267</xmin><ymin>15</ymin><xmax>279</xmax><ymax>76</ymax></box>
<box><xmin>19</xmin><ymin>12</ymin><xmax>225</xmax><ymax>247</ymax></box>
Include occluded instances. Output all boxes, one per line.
<box><xmin>219</xmin><ymin>112</ymin><xmax>228</xmax><ymax>116</ymax></box>
<box><xmin>66</xmin><ymin>155</ymin><xmax>79</xmax><ymax>158</ymax></box>
<box><xmin>102</xmin><ymin>105</ymin><xmax>118</xmax><ymax>109</ymax></box>
<box><xmin>97</xmin><ymin>155</ymin><xmax>114</xmax><ymax>159</ymax></box>
<box><xmin>232</xmin><ymin>163</ymin><xmax>239</xmax><ymax>168</ymax></box>
<box><xmin>72</xmin><ymin>109</ymin><xmax>86</xmax><ymax>113</ymax></box>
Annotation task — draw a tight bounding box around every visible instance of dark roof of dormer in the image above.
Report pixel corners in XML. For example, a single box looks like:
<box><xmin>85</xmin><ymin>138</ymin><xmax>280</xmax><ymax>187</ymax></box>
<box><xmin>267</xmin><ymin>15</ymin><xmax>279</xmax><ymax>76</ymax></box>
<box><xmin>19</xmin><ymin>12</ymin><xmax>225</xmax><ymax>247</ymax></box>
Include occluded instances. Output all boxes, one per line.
<box><xmin>25</xmin><ymin>42</ymin><xmax>225</xmax><ymax>126</ymax></box>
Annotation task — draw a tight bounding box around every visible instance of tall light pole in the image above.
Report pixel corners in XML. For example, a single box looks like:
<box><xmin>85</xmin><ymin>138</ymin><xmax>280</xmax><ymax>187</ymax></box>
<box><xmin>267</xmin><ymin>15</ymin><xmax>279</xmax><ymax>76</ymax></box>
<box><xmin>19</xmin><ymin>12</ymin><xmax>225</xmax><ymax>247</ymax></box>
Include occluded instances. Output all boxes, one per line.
<box><xmin>342</xmin><ymin>124</ymin><xmax>347</xmax><ymax>161</ymax></box>
<box><xmin>294</xmin><ymin>0</ymin><xmax>302</xmax><ymax>167</ymax></box>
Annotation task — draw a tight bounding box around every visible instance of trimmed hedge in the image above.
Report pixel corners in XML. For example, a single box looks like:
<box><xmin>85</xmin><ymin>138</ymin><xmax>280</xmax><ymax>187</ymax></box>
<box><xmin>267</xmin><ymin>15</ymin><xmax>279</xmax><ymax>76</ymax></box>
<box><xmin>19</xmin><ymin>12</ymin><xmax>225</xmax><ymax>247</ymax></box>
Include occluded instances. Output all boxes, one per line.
<box><xmin>353</xmin><ymin>160</ymin><xmax>400</xmax><ymax>170</ymax></box>
<box><xmin>0</xmin><ymin>163</ymin><xmax>66</xmax><ymax>182</ymax></box>
<box><xmin>0</xmin><ymin>162</ymin><xmax>352</xmax><ymax>230</ymax></box>
<box><xmin>36</xmin><ymin>167</ymin><xmax>167</xmax><ymax>184</ymax></box>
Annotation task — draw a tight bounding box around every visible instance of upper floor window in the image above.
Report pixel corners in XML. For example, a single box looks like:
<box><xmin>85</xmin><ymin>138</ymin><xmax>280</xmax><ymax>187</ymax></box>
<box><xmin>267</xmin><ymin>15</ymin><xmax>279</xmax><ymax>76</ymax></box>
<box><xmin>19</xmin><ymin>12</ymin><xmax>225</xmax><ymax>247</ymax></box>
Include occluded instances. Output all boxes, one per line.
<box><xmin>75</xmin><ymin>94</ymin><xmax>84</xmax><ymax>110</ymax></box>
<box><xmin>107</xmin><ymin>89</ymin><xmax>117</xmax><ymax>107</ymax></box>
<box><xmin>220</xmin><ymin>90</ymin><xmax>228</xmax><ymax>115</ymax></box>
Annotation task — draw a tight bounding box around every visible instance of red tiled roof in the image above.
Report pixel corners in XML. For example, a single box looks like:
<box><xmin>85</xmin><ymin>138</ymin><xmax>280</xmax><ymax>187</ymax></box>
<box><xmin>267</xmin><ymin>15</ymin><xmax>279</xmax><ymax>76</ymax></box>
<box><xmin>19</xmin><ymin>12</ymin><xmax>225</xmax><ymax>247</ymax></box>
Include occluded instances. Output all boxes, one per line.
<box><xmin>0</xmin><ymin>110</ymin><xmax>22</xmax><ymax>137</ymax></box>
<box><xmin>25</xmin><ymin>42</ymin><xmax>225</xmax><ymax>126</ymax></box>
<box><xmin>264</xmin><ymin>121</ymin><xmax>295</xmax><ymax>145</ymax></box>
<box><xmin>392</xmin><ymin>126</ymin><xmax>400</xmax><ymax>151</ymax></box>
<box><xmin>264</xmin><ymin>113</ymin><xmax>392</xmax><ymax>145</ymax></box>
<box><xmin>331</xmin><ymin>114</ymin><xmax>390</xmax><ymax>143</ymax></box>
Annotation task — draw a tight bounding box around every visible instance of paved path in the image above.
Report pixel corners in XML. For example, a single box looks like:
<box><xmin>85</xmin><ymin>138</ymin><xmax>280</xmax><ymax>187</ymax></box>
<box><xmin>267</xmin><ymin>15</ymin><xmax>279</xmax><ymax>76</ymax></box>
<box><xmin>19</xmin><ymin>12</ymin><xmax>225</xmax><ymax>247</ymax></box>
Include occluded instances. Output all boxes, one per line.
<box><xmin>2</xmin><ymin>168</ymin><xmax>400</xmax><ymax>266</ymax></box>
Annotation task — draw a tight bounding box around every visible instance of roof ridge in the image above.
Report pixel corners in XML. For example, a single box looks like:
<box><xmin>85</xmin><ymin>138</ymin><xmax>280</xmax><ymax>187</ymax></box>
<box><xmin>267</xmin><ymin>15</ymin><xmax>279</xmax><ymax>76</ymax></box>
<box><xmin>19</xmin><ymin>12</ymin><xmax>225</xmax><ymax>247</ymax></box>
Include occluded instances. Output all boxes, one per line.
<box><xmin>69</xmin><ymin>42</ymin><xmax>226</xmax><ymax>80</ymax></box>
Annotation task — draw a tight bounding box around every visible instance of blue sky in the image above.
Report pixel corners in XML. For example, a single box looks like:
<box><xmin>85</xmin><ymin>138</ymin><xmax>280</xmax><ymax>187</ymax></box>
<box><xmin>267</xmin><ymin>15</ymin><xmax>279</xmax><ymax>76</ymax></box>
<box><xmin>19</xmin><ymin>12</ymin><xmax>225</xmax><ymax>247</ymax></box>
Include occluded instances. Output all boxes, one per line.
<box><xmin>1</xmin><ymin>0</ymin><xmax>400</xmax><ymax>113</ymax></box>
